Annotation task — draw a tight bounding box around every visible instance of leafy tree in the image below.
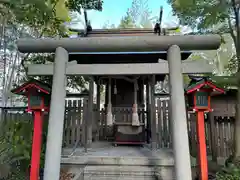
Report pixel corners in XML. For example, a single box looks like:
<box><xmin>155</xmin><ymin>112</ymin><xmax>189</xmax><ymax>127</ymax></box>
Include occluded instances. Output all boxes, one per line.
<box><xmin>168</xmin><ymin>0</ymin><xmax>240</xmax><ymax>160</ymax></box>
<box><xmin>118</xmin><ymin>12</ymin><xmax>135</xmax><ymax>28</ymax></box>
<box><xmin>66</xmin><ymin>0</ymin><xmax>103</xmax><ymax>11</ymax></box>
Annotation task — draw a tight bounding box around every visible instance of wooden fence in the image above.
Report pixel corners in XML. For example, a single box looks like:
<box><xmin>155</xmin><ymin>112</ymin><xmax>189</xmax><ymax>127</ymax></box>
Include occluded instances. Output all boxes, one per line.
<box><xmin>0</xmin><ymin>98</ymin><xmax>235</xmax><ymax>159</ymax></box>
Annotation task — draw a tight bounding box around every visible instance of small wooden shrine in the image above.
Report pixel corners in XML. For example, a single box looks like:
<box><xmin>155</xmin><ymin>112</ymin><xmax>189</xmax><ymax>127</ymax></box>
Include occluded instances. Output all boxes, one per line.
<box><xmin>17</xmin><ymin>25</ymin><xmax>221</xmax><ymax>180</ymax></box>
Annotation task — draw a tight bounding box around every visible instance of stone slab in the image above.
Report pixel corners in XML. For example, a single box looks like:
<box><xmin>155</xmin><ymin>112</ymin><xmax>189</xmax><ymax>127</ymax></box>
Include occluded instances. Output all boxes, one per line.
<box><xmin>62</xmin><ymin>145</ymin><xmax>174</xmax><ymax>166</ymax></box>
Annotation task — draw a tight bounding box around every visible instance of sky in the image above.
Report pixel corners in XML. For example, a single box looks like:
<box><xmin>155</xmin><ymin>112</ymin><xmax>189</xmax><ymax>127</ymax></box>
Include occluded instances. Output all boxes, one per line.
<box><xmin>87</xmin><ymin>0</ymin><xmax>175</xmax><ymax>29</ymax></box>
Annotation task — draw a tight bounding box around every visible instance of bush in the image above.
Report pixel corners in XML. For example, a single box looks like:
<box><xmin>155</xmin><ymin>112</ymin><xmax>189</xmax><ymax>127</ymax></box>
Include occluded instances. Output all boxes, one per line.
<box><xmin>0</xmin><ymin>112</ymin><xmax>49</xmax><ymax>179</ymax></box>
<box><xmin>216</xmin><ymin>157</ymin><xmax>240</xmax><ymax>180</ymax></box>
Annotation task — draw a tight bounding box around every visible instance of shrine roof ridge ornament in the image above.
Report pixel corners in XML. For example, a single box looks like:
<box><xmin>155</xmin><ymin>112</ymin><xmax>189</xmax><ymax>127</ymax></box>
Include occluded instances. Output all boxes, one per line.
<box><xmin>17</xmin><ymin>35</ymin><xmax>221</xmax><ymax>53</ymax></box>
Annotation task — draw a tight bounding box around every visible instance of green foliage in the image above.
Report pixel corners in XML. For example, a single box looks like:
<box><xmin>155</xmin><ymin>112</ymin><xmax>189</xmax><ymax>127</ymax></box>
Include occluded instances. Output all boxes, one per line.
<box><xmin>119</xmin><ymin>12</ymin><xmax>136</xmax><ymax>28</ymax></box>
<box><xmin>0</xmin><ymin>112</ymin><xmax>49</xmax><ymax>179</ymax></box>
<box><xmin>0</xmin><ymin>113</ymin><xmax>31</xmax><ymax>179</ymax></box>
<box><xmin>216</xmin><ymin>159</ymin><xmax>240</xmax><ymax>180</ymax></box>
<box><xmin>66</xmin><ymin>0</ymin><xmax>103</xmax><ymax>11</ymax></box>
<box><xmin>168</xmin><ymin>0</ymin><xmax>230</xmax><ymax>31</ymax></box>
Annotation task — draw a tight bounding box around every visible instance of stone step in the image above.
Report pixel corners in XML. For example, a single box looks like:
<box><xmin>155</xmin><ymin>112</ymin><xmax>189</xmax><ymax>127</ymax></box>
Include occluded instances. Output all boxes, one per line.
<box><xmin>83</xmin><ymin>165</ymin><xmax>155</xmax><ymax>180</ymax></box>
<box><xmin>82</xmin><ymin>165</ymin><xmax>174</xmax><ymax>180</ymax></box>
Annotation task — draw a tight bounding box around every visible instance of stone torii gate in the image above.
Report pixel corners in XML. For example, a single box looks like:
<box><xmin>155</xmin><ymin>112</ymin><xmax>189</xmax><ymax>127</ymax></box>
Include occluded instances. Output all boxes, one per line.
<box><xmin>17</xmin><ymin>35</ymin><xmax>221</xmax><ymax>180</ymax></box>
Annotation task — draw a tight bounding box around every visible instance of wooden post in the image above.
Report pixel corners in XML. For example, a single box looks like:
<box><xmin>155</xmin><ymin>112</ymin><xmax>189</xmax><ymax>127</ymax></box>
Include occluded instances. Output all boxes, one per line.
<box><xmin>104</xmin><ymin>83</ymin><xmax>108</xmax><ymax>139</ymax></box>
<box><xmin>157</xmin><ymin>99</ymin><xmax>162</xmax><ymax>148</ymax></box>
<box><xmin>106</xmin><ymin>78</ymin><xmax>113</xmax><ymax>126</ymax></box>
<box><xmin>87</xmin><ymin>78</ymin><xmax>94</xmax><ymax>147</ymax></box>
<box><xmin>150</xmin><ymin>75</ymin><xmax>157</xmax><ymax>149</ymax></box>
<box><xmin>209</xmin><ymin>112</ymin><xmax>217</xmax><ymax>162</ymax></box>
<box><xmin>30</xmin><ymin>110</ymin><xmax>43</xmax><ymax>180</ymax></box>
<box><xmin>83</xmin><ymin>99</ymin><xmax>88</xmax><ymax>152</ymax></box>
<box><xmin>96</xmin><ymin>80</ymin><xmax>101</xmax><ymax>141</ymax></box>
<box><xmin>196</xmin><ymin>110</ymin><xmax>208</xmax><ymax>180</ymax></box>
<box><xmin>162</xmin><ymin>100</ymin><xmax>168</xmax><ymax>147</ymax></box>
<box><xmin>146</xmin><ymin>79</ymin><xmax>150</xmax><ymax>144</ymax></box>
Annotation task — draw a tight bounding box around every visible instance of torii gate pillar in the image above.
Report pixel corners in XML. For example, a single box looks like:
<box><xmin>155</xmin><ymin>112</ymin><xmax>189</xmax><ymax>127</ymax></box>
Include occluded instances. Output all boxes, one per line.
<box><xmin>168</xmin><ymin>45</ymin><xmax>192</xmax><ymax>180</ymax></box>
<box><xmin>43</xmin><ymin>47</ymin><xmax>68</xmax><ymax>180</ymax></box>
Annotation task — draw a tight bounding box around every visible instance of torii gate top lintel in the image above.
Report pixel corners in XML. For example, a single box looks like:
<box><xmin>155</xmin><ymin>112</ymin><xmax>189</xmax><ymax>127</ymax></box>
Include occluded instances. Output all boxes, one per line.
<box><xmin>17</xmin><ymin>35</ymin><xmax>221</xmax><ymax>53</ymax></box>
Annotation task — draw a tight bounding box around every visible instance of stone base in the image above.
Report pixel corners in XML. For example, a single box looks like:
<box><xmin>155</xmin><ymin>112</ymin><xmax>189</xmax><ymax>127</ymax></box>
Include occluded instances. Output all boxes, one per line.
<box><xmin>61</xmin><ymin>142</ymin><xmax>197</xmax><ymax>180</ymax></box>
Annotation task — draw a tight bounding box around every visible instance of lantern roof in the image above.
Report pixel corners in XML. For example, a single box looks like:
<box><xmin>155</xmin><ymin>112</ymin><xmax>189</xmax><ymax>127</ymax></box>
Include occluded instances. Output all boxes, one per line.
<box><xmin>11</xmin><ymin>79</ymin><xmax>51</xmax><ymax>96</ymax></box>
<box><xmin>185</xmin><ymin>76</ymin><xmax>225</xmax><ymax>95</ymax></box>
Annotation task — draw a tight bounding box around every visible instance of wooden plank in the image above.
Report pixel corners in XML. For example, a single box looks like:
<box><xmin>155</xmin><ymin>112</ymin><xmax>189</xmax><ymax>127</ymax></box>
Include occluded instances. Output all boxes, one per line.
<box><xmin>67</xmin><ymin>100</ymin><xmax>73</xmax><ymax>147</ymax></box>
<box><xmin>222</xmin><ymin>118</ymin><xmax>227</xmax><ymax>157</ymax></box>
<box><xmin>150</xmin><ymin>75</ymin><xmax>157</xmax><ymax>149</ymax></box>
<box><xmin>83</xmin><ymin>99</ymin><xmax>88</xmax><ymax>152</ymax></box>
<box><xmin>71</xmin><ymin>100</ymin><xmax>77</xmax><ymax>146</ymax></box>
<box><xmin>204</xmin><ymin>119</ymin><xmax>210</xmax><ymax>155</ymax></box>
<box><xmin>168</xmin><ymin>100</ymin><xmax>173</xmax><ymax>148</ymax></box>
<box><xmin>101</xmin><ymin>108</ymin><xmax>105</xmax><ymax>140</ymax></box>
<box><xmin>166</xmin><ymin>100</ymin><xmax>171</xmax><ymax>148</ymax></box>
<box><xmin>219</xmin><ymin>118</ymin><xmax>224</xmax><ymax>157</ymax></box>
<box><xmin>226</xmin><ymin>118</ymin><xmax>231</xmax><ymax>157</ymax></box>
<box><xmin>162</xmin><ymin>100</ymin><xmax>168</xmax><ymax>148</ymax></box>
<box><xmin>80</xmin><ymin>100</ymin><xmax>86</xmax><ymax>145</ymax></box>
<box><xmin>100</xmin><ymin>109</ymin><xmax>105</xmax><ymax>140</ymax></box>
<box><xmin>157</xmin><ymin>99</ymin><xmax>162</xmax><ymax>148</ymax></box>
<box><xmin>230</xmin><ymin>118</ymin><xmax>235</xmax><ymax>155</ymax></box>
<box><xmin>78</xmin><ymin>99</ymin><xmax>82</xmax><ymax>146</ymax></box>
<box><xmin>63</xmin><ymin>100</ymin><xmax>68</xmax><ymax>147</ymax></box>
<box><xmin>87</xmin><ymin>79</ymin><xmax>94</xmax><ymax>147</ymax></box>
<box><xmin>27</xmin><ymin>61</ymin><xmax>213</xmax><ymax>76</ymax></box>
<box><xmin>189</xmin><ymin>113</ymin><xmax>197</xmax><ymax>156</ymax></box>
<box><xmin>96</xmin><ymin>82</ymin><xmax>101</xmax><ymax>141</ymax></box>
<box><xmin>209</xmin><ymin>113</ymin><xmax>217</xmax><ymax>161</ymax></box>
<box><xmin>215</xmin><ymin>118</ymin><xmax>220</xmax><ymax>157</ymax></box>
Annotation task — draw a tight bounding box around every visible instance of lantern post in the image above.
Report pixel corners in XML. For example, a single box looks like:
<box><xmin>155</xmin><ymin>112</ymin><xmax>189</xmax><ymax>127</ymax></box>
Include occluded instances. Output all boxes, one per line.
<box><xmin>186</xmin><ymin>76</ymin><xmax>224</xmax><ymax>180</ymax></box>
<box><xmin>11</xmin><ymin>80</ymin><xmax>51</xmax><ymax>180</ymax></box>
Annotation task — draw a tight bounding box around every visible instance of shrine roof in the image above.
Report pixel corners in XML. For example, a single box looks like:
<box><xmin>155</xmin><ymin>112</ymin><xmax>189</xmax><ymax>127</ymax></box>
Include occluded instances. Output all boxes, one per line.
<box><xmin>11</xmin><ymin>79</ymin><xmax>51</xmax><ymax>96</ymax></box>
<box><xmin>185</xmin><ymin>76</ymin><xmax>225</xmax><ymax>95</ymax></box>
<box><xmin>68</xmin><ymin>51</ymin><xmax>192</xmax><ymax>63</ymax></box>
<box><xmin>86</xmin><ymin>28</ymin><xmax>156</xmax><ymax>37</ymax></box>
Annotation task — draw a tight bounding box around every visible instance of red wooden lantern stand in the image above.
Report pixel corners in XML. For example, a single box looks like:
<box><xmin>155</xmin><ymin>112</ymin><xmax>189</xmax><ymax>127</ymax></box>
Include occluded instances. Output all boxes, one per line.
<box><xmin>195</xmin><ymin>109</ymin><xmax>208</xmax><ymax>180</ymax></box>
<box><xmin>30</xmin><ymin>110</ymin><xmax>44</xmax><ymax>180</ymax></box>
<box><xmin>11</xmin><ymin>80</ymin><xmax>51</xmax><ymax>180</ymax></box>
<box><xmin>185</xmin><ymin>76</ymin><xmax>224</xmax><ymax>180</ymax></box>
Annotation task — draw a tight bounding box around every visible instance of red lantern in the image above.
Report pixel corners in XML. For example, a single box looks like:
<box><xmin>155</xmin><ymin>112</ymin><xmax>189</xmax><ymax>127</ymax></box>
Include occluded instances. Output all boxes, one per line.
<box><xmin>11</xmin><ymin>79</ymin><xmax>51</xmax><ymax>112</ymax></box>
<box><xmin>186</xmin><ymin>77</ymin><xmax>225</xmax><ymax>112</ymax></box>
